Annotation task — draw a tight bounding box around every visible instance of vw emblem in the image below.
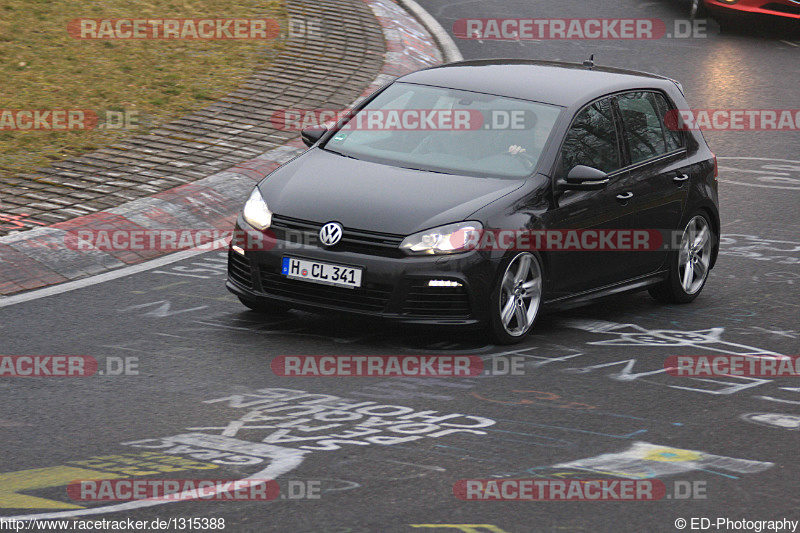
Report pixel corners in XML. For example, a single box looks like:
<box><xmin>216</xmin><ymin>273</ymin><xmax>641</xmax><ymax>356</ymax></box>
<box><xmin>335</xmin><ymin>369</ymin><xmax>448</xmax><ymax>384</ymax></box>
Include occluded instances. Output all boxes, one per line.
<box><xmin>319</xmin><ymin>222</ymin><xmax>343</xmax><ymax>246</ymax></box>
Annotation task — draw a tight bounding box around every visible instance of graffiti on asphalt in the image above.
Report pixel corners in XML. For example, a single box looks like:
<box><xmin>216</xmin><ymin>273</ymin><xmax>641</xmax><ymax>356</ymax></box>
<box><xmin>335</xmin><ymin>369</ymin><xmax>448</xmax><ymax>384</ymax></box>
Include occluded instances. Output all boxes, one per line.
<box><xmin>151</xmin><ymin>252</ymin><xmax>229</xmax><ymax>279</ymax></box>
<box><xmin>2</xmin><ymin>388</ymin><xmax>496</xmax><ymax>520</ymax></box>
<box><xmin>178</xmin><ymin>388</ymin><xmax>496</xmax><ymax>450</ymax></box>
<box><xmin>552</xmin><ymin>442</ymin><xmax>773</xmax><ymax>480</ymax></box>
<box><xmin>559</xmin><ymin>319</ymin><xmax>783</xmax><ymax>355</ymax></box>
<box><xmin>470</xmin><ymin>390</ymin><xmax>597</xmax><ymax>410</ymax></box>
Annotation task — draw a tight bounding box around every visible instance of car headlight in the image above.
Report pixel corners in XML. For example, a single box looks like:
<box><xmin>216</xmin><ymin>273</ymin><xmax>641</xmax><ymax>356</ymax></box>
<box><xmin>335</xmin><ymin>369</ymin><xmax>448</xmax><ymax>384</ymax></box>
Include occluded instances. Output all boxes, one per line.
<box><xmin>242</xmin><ymin>187</ymin><xmax>273</xmax><ymax>230</ymax></box>
<box><xmin>400</xmin><ymin>221</ymin><xmax>482</xmax><ymax>255</ymax></box>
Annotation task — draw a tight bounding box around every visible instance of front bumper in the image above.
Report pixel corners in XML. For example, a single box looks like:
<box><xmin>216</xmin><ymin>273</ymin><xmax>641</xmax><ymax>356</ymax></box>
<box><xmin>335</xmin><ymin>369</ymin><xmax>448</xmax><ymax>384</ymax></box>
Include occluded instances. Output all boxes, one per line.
<box><xmin>226</xmin><ymin>218</ymin><xmax>498</xmax><ymax>325</ymax></box>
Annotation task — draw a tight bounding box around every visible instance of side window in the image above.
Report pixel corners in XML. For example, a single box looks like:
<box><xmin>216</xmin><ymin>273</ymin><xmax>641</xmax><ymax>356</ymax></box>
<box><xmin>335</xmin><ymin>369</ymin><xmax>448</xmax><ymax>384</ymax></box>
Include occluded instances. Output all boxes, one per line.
<box><xmin>617</xmin><ymin>91</ymin><xmax>668</xmax><ymax>164</ymax></box>
<box><xmin>561</xmin><ymin>98</ymin><xmax>620</xmax><ymax>175</ymax></box>
<box><xmin>653</xmin><ymin>92</ymin><xmax>684</xmax><ymax>152</ymax></box>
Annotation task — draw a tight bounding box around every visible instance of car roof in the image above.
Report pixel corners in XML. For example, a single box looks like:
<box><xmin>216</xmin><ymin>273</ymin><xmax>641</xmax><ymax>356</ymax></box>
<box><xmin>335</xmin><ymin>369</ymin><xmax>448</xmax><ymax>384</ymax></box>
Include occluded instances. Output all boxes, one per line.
<box><xmin>395</xmin><ymin>59</ymin><xmax>680</xmax><ymax>108</ymax></box>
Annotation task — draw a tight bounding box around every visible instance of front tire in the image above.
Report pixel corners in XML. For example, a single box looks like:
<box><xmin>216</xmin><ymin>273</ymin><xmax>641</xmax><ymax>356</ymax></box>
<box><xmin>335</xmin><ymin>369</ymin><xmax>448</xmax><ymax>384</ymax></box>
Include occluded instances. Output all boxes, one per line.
<box><xmin>488</xmin><ymin>252</ymin><xmax>543</xmax><ymax>345</ymax></box>
<box><xmin>649</xmin><ymin>213</ymin><xmax>714</xmax><ymax>304</ymax></box>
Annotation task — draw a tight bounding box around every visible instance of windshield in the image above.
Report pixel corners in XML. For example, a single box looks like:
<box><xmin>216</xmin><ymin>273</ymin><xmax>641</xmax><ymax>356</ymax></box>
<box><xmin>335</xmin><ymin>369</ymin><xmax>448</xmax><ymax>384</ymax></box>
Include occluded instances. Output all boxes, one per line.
<box><xmin>321</xmin><ymin>82</ymin><xmax>562</xmax><ymax>179</ymax></box>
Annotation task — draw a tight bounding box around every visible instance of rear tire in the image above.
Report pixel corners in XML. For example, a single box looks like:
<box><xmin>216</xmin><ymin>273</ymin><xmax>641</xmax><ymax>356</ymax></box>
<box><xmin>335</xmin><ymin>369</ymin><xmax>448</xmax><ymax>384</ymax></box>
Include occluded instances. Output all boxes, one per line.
<box><xmin>649</xmin><ymin>213</ymin><xmax>714</xmax><ymax>304</ymax></box>
<box><xmin>487</xmin><ymin>252</ymin><xmax>543</xmax><ymax>345</ymax></box>
<box><xmin>238</xmin><ymin>296</ymin><xmax>291</xmax><ymax>316</ymax></box>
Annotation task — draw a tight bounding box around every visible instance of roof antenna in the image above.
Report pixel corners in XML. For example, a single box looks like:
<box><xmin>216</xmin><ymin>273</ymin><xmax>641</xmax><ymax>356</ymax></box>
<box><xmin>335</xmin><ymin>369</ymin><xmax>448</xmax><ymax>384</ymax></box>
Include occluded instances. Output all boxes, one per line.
<box><xmin>583</xmin><ymin>54</ymin><xmax>595</xmax><ymax>69</ymax></box>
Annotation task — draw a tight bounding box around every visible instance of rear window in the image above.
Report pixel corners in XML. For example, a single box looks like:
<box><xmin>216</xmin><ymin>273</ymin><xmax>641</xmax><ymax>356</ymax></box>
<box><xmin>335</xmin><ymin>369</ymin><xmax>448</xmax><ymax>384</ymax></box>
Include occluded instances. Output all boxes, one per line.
<box><xmin>617</xmin><ymin>91</ymin><xmax>669</xmax><ymax>164</ymax></box>
<box><xmin>653</xmin><ymin>92</ymin><xmax>684</xmax><ymax>152</ymax></box>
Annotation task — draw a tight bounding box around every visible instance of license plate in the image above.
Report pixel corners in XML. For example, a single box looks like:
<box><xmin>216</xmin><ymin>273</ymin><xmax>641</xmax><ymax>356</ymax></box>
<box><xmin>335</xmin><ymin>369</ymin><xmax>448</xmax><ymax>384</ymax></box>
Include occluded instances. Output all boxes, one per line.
<box><xmin>281</xmin><ymin>257</ymin><xmax>362</xmax><ymax>289</ymax></box>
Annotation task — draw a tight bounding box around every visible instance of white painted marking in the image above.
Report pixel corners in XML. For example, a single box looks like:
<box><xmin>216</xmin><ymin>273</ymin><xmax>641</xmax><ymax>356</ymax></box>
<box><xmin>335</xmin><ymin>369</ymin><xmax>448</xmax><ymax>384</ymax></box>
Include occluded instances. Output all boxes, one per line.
<box><xmin>756</xmin><ymin>396</ymin><xmax>800</xmax><ymax>406</ymax></box>
<box><xmin>0</xmin><ymin>239</ymin><xmax>228</xmax><ymax>309</ymax></box>
<box><xmin>740</xmin><ymin>413</ymin><xmax>800</xmax><ymax>430</ymax></box>
<box><xmin>722</xmin><ymin>181</ymin><xmax>800</xmax><ymax>190</ymax></box>
<box><xmin>719</xmin><ymin>157</ymin><xmax>800</xmax><ymax>163</ymax></box>
<box><xmin>718</xmin><ymin>157</ymin><xmax>800</xmax><ymax>190</ymax></box>
<box><xmin>718</xmin><ymin>167</ymin><xmax>789</xmax><ymax>175</ymax></box>
<box><xmin>119</xmin><ymin>300</ymin><xmax>208</xmax><ymax>318</ymax></box>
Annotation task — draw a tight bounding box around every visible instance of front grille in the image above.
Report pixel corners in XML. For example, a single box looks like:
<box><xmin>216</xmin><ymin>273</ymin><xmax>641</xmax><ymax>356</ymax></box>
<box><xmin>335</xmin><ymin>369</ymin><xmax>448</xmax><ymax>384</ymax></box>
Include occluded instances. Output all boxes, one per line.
<box><xmin>270</xmin><ymin>214</ymin><xmax>405</xmax><ymax>257</ymax></box>
<box><xmin>228</xmin><ymin>250</ymin><xmax>253</xmax><ymax>289</ymax></box>
<box><xmin>259</xmin><ymin>269</ymin><xmax>393</xmax><ymax>312</ymax></box>
<box><xmin>760</xmin><ymin>2</ymin><xmax>800</xmax><ymax>14</ymax></box>
<box><xmin>402</xmin><ymin>280</ymin><xmax>471</xmax><ymax>318</ymax></box>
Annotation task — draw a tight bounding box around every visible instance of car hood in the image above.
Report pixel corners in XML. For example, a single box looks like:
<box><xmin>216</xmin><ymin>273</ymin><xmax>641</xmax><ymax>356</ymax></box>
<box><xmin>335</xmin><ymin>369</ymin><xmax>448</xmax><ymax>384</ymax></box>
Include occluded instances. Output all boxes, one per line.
<box><xmin>257</xmin><ymin>148</ymin><xmax>526</xmax><ymax>235</ymax></box>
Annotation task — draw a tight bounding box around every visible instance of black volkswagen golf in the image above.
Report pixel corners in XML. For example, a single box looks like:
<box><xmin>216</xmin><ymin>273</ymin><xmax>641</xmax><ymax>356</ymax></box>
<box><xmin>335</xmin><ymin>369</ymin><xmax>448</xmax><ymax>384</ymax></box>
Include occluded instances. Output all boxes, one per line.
<box><xmin>226</xmin><ymin>59</ymin><xmax>720</xmax><ymax>344</ymax></box>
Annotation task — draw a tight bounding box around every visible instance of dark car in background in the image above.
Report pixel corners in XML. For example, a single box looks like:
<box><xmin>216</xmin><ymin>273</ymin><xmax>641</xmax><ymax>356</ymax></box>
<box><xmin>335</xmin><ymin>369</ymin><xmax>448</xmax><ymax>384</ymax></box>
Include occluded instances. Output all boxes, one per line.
<box><xmin>226</xmin><ymin>59</ymin><xmax>720</xmax><ymax>344</ymax></box>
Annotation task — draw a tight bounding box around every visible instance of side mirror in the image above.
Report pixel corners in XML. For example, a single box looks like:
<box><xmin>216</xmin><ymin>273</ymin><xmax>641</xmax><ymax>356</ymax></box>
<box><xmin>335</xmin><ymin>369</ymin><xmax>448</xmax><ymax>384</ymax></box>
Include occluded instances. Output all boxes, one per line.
<box><xmin>301</xmin><ymin>126</ymin><xmax>327</xmax><ymax>148</ymax></box>
<box><xmin>562</xmin><ymin>165</ymin><xmax>609</xmax><ymax>190</ymax></box>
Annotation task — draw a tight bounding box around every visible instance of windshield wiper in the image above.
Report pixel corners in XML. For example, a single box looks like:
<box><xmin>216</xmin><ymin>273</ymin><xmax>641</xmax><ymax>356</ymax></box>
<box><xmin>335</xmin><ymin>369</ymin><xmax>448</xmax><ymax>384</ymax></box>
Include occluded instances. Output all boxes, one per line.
<box><xmin>400</xmin><ymin>166</ymin><xmax>451</xmax><ymax>175</ymax></box>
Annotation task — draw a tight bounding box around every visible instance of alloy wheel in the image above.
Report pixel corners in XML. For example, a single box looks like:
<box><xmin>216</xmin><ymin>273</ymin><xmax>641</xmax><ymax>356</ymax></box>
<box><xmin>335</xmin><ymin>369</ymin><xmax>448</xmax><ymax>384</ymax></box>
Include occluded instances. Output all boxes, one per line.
<box><xmin>678</xmin><ymin>215</ymin><xmax>712</xmax><ymax>295</ymax></box>
<box><xmin>498</xmin><ymin>253</ymin><xmax>542</xmax><ymax>336</ymax></box>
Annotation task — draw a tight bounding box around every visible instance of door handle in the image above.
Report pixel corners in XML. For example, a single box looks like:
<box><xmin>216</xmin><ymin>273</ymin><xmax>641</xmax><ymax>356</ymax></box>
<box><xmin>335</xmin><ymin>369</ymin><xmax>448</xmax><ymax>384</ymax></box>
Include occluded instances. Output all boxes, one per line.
<box><xmin>673</xmin><ymin>174</ymin><xmax>690</xmax><ymax>183</ymax></box>
<box><xmin>616</xmin><ymin>192</ymin><xmax>633</xmax><ymax>201</ymax></box>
